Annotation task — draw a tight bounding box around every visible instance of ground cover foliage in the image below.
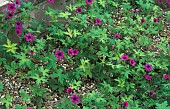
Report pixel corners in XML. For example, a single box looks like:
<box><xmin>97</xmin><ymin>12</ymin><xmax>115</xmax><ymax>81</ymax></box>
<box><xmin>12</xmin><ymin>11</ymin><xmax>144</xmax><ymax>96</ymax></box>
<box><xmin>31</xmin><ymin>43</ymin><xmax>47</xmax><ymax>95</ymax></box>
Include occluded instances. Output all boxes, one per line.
<box><xmin>0</xmin><ymin>0</ymin><xmax>170</xmax><ymax>109</ymax></box>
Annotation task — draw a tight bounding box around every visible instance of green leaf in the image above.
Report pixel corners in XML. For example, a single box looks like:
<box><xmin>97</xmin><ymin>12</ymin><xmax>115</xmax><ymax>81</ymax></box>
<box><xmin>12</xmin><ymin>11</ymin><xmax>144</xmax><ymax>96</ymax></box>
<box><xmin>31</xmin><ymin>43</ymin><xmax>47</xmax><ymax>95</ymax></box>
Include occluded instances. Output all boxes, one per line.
<box><xmin>38</xmin><ymin>66</ymin><xmax>49</xmax><ymax>77</ymax></box>
<box><xmin>3</xmin><ymin>39</ymin><xmax>17</xmax><ymax>54</ymax></box>
<box><xmin>22</xmin><ymin>2</ymin><xmax>34</xmax><ymax>10</ymax></box>
<box><xmin>0</xmin><ymin>94</ymin><xmax>13</xmax><ymax>108</ymax></box>
<box><xmin>98</xmin><ymin>0</ymin><xmax>106</xmax><ymax>7</ymax></box>
<box><xmin>0</xmin><ymin>83</ymin><xmax>3</xmax><ymax>92</ymax></box>
<box><xmin>30</xmin><ymin>74</ymin><xmax>47</xmax><ymax>85</ymax></box>
<box><xmin>19</xmin><ymin>89</ymin><xmax>31</xmax><ymax>103</ymax></box>
<box><xmin>56</xmin><ymin>69</ymin><xmax>67</xmax><ymax>84</ymax></box>
<box><xmin>35</xmin><ymin>38</ymin><xmax>46</xmax><ymax>51</ymax></box>
<box><xmin>13</xmin><ymin>53</ymin><xmax>32</xmax><ymax>67</ymax></box>
<box><xmin>156</xmin><ymin>101</ymin><xmax>170</xmax><ymax>109</ymax></box>
<box><xmin>59</xmin><ymin>12</ymin><xmax>71</xmax><ymax>19</ymax></box>
<box><xmin>15</xmin><ymin>104</ymin><xmax>27</xmax><ymax>109</ymax></box>
<box><xmin>70</xmin><ymin>80</ymin><xmax>82</xmax><ymax>90</ymax></box>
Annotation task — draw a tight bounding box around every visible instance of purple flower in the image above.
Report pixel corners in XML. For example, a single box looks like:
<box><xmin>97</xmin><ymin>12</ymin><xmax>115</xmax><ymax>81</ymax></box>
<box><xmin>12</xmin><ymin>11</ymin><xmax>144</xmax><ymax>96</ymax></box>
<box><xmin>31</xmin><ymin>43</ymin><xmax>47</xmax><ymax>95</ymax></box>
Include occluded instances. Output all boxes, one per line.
<box><xmin>68</xmin><ymin>48</ymin><xmax>73</xmax><ymax>55</ymax></box>
<box><xmin>16</xmin><ymin>29</ymin><xmax>22</xmax><ymax>36</ymax></box>
<box><xmin>163</xmin><ymin>74</ymin><xmax>170</xmax><ymax>80</ymax></box>
<box><xmin>15</xmin><ymin>20</ymin><xmax>22</xmax><ymax>36</ymax></box>
<box><xmin>141</xmin><ymin>18</ymin><xmax>145</xmax><ymax>23</ymax></box>
<box><xmin>72</xmin><ymin>49</ymin><xmax>79</xmax><ymax>56</ymax></box>
<box><xmin>8</xmin><ymin>11</ymin><xmax>14</xmax><ymax>18</ymax></box>
<box><xmin>87</xmin><ymin>18</ymin><xmax>91</xmax><ymax>22</ymax></box>
<box><xmin>68</xmin><ymin>48</ymin><xmax>79</xmax><ymax>56</ymax></box>
<box><xmin>121</xmin><ymin>54</ymin><xmax>129</xmax><ymax>61</ymax></box>
<box><xmin>144</xmin><ymin>74</ymin><xmax>152</xmax><ymax>80</ymax></box>
<box><xmin>131</xmin><ymin>9</ymin><xmax>139</xmax><ymax>13</ymax></box>
<box><xmin>158</xmin><ymin>0</ymin><xmax>163</xmax><ymax>2</ymax></box>
<box><xmin>95</xmin><ymin>18</ymin><xmax>102</xmax><ymax>25</ymax></box>
<box><xmin>166</xmin><ymin>0</ymin><xmax>170</xmax><ymax>5</ymax></box>
<box><xmin>66</xmin><ymin>88</ymin><xmax>72</xmax><ymax>93</ymax></box>
<box><xmin>86</xmin><ymin>0</ymin><xmax>93</xmax><ymax>5</ymax></box>
<box><xmin>15</xmin><ymin>26</ymin><xmax>22</xmax><ymax>30</ymax></box>
<box><xmin>76</xmin><ymin>7</ymin><xmax>82</xmax><ymax>13</ymax></box>
<box><xmin>129</xmin><ymin>59</ymin><xmax>136</xmax><ymax>66</ymax></box>
<box><xmin>144</xmin><ymin>63</ymin><xmax>153</xmax><ymax>72</ymax></box>
<box><xmin>54</xmin><ymin>50</ymin><xmax>64</xmax><ymax>60</ymax></box>
<box><xmin>114</xmin><ymin>33</ymin><xmax>120</xmax><ymax>38</ymax></box>
<box><xmin>47</xmin><ymin>0</ymin><xmax>54</xmax><ymax>4</ymax></box>
<box><xmin>16</xmin><ymin>0</ymin><xmax>21</xmax><ymax>5</ymax></box>
<box><xmin>24</xmin><ymin>33</ymin><xmax>35</xmax><ymax>42</ymax></box>
<box><xmin>150</xmin><ymin>90</ymin><xmax>154</xmax><ymax>96</ymax></box>
<box><xmin>154</xmin><ymin>18</ymin><xmax>158</xmax><ymax>22</ymax></box>
<box><xmin>70</xmin><ymin>94</ymin><xmax>80</xmax><ymax>104</ymax></box>
<box><xmin>30</xmin><ymin>50</ymin><xmax>35</xmax><ymax>55</ymax></box>
<box><xmin>15</xmin><ymin>20</ymin><xmax>22</xmax><ymax>27</ymax></box>
<box><xmin>7</xmin><ymin>3</ymin><xmax>16</xmax><ymax>11</ymax></box>
<box><xmin>124</xmin><ymin>101</ymin><xmax>128</xmax><ymax>108</ymax></box>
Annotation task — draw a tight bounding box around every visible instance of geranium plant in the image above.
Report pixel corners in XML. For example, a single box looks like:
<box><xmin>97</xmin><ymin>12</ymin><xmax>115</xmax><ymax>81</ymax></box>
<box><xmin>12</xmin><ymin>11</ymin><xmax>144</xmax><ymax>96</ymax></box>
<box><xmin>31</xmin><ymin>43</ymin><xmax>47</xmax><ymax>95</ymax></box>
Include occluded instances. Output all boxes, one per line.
<box><xmin>0</xmin><ymin>0</ymin><xmax>170</xmax><ymax>109</ymax></box>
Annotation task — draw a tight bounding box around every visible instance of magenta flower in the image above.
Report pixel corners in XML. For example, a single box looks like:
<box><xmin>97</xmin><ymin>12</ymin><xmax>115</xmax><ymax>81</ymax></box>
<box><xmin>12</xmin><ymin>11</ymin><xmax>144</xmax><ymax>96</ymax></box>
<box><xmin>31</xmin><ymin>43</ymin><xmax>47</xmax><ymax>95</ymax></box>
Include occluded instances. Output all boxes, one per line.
<box><xmin>66</xmin><ymin>88</ymin><xmax>72</xmax><ymax>93</ymax></box>
<box><xmin>163</xmin><ymin>74</ymin><xmax>170</xmax><ymax>80</ymax></box>
<box><xmin>87</xmin><ymin>18</ymin><xmax>91</xmax><ymax>22</ymax></box>
<box><xmin>76</xmin><ymin>7</ymin><xmax>82</xmax><ymax>13</ymax></box>
<box><xmin>68</xmin><ymin>48</ymin><xmax>73</xmax><ymax>54</ymax></box>
<box><xmin>70</xmin><ymin>94</ymin><xmax>80</xmax><ymax>104</ymax></box>
<box><xmin>54</xmin><ymin>50</ymin><xmax>64</xmax><ymax>60</ymax></box>
<box><xmin>154</xmin><ymin>18</ymin><xmax>158</xmax><ymax>22</ymax></box>
<box><xmin>24</xmin><ymin>33</ymin><xmax>35</xmax><ymax>42</ymax></box>
<box><xmin>124</xmin><ymin>101</ymin><xmax>128</xmax><ymax>108</ymax></box>
<box><xmin>15</xmin><ymin>20</ymin><xmax>22</xmax><ymax>27</ymax></box>
<box><xmin>86</xmin><ymin>0</ymin><xmax>93</xmax><ymax>5</ymax></box>
<box><xmin>7</xmin><ymin>3</ymin><xmax>16</xmax><ymax>11</ymax></box>
<box><xmin>166</xmin><ymin>0</ymin><xmax>170</xmax><ymax>4</ymax></box>
<box><xmin>73</xmin><ymin>49</ymin><xmax>79</xmax><ymax>56</ymax></box>
<box><xmin>47</xmin><ymin>0</ymin><xmax>54</xmax><ymax>4</ymax></box>
<box><xmin>8</xmin><ymin>11</ymin><xmax>14</xmax><ymax>18</ymax></box>
<box><xmin>158</xmin><ymin>0</ymin><xmax>162</xmax><ymax>2</ymax></box>
<box><xmin>129</xmin><ymin>59</ymin><xmax>136</xmax><ymax>66</ymax></box>
<box><xmin>16</xmin><ymin>29</ymin><xmax>22</xmax><ymax>36</ymax></box>
<box><xmin>141</xmin><ymin>18</ymin><xmax>145</xmax><ymax>23</ymax></box>
<box><xmin>144</xmin><ymin>74</ymin><xmax>152</xmax><ymax>80</ymax></box>
<box><xmin>150</xmin><ymin>90</ymin><xmax>154</xmax><ymax>96</ymax></box>
<box><xmin>144</xmin><ymin>63</ymin><xmax>153</xmax><ymax>72</ymax></box>
<box><xmin>131</xmin><ymin>9</ymin><xmax>139</xmax><ymax>13</ymax></box>
<box><xmin>30</xmin><ymin>50</ymin><xmax>35</xmax><ymax>55</ymax></box>
<box><xmin>15</xmin><ymin>26</ymin><xmax>22</xmax><ymax>30</ymax></box>
<box><xmin>16</xmin><ymin>0</ymin><xmax>21</xmax><ymax>5</ymax></box>
<box><xmin>114</xmin><ymin>33</ymin><xmax>120</xmax><ymax>38</ymax></box>
<box><xmin>121</xmin><ymin>54</ymin><xmax>129</xmax><ymax>61</ymax></box>
<box><xmin>68</xmin><ymin>48</ymin><xmax>79</xmax><ymax>56</ymax></box>
<box><xmin>95</xmin><ymin>18</ymin><xmax>102</xmax><ymax>25</ymax></box>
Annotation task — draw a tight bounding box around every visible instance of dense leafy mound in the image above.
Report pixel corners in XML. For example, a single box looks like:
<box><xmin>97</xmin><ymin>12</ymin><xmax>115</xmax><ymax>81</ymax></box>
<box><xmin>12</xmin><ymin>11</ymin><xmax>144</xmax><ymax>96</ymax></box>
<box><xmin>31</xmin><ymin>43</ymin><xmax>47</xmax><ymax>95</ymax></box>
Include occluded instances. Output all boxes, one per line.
<box><xmin>0</xmin><ymin>0</ymin><xmax>170</xmax><ymax>109</ymax></box>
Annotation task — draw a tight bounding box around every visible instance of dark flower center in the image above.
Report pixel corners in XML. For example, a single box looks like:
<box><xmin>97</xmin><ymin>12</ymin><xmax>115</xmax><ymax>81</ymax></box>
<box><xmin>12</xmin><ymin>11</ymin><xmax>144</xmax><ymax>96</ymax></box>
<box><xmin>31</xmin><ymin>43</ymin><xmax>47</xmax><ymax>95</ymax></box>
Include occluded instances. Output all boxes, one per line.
<box><xmin>9</xmin><ymin>14</ymin><xmax>12</xmax><ymax>16</ymax></box>
<box><xmin>123</xmin><ymin>56</ymin><xmax>126</xmax><ymax>59</ymax></box>
<box><xmin>10</xmin><ymin>6</ymin><xmax>14</xmax><ymax>9</ymax></box>
<box><xmin>17</xmin><ymin>23</ymin><xmax>20</xmax><ymax>25</ymax></box>
<box><xmin>147</xmin><ymin>65</ymin><xmax>150</xmax><ymax>68</ymax></box>
<box><xmin>78</xmin><ymin>9</ymin><xmax>81</xmax><ymax>12</ymax></box>
<box><xmin>27</xmin><ymin>36</ymin><xmax>31</xmax><ymax>39</ymax></box>
<box><xmin>88</xmin><ymin>0</ymin><xmax>91</xmax><ymax>2</ymax></box>
<box><xmin>73</xmin><ymin>97</ymin><xmax>77</xmax><ymax>100</ymax></box>
<box><xmin>58</xmin><ymin>53</ymin><xmax>61</xmax><ymax>56</ymax></box>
